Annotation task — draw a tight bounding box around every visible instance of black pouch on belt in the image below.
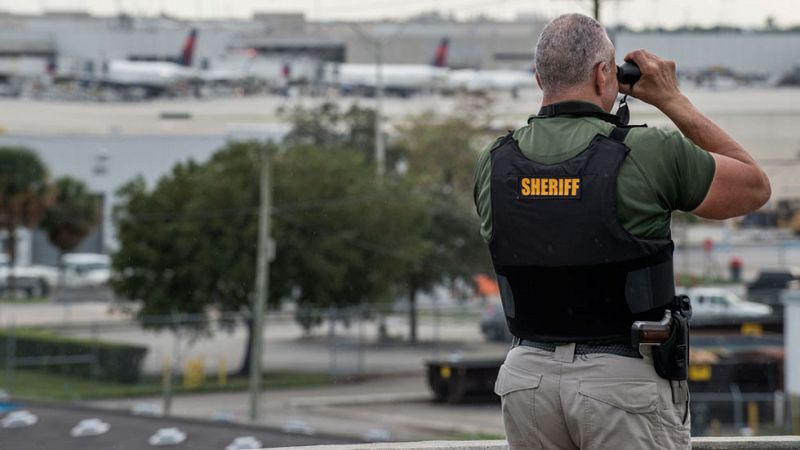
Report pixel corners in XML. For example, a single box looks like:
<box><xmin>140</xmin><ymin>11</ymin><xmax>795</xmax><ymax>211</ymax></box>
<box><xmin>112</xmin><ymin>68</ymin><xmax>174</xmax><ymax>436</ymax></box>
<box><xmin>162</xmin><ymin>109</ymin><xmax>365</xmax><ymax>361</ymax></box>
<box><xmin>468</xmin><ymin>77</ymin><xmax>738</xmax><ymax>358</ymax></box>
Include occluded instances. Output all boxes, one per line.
<box><xmin>652</xmin><ymin>305</ymin><xmax>690</xmax><ymax>381</ymax></box>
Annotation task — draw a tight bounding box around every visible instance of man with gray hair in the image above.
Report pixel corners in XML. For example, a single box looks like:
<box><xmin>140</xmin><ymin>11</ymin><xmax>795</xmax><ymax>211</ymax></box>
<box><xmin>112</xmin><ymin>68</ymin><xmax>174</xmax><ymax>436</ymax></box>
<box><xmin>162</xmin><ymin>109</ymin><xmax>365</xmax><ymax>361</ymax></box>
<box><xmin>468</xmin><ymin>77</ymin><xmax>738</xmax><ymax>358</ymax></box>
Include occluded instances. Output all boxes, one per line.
<box><xmin>474</xmin><ymin>13</ymin><xmax>769</xmax><ymax>450</ymax></box>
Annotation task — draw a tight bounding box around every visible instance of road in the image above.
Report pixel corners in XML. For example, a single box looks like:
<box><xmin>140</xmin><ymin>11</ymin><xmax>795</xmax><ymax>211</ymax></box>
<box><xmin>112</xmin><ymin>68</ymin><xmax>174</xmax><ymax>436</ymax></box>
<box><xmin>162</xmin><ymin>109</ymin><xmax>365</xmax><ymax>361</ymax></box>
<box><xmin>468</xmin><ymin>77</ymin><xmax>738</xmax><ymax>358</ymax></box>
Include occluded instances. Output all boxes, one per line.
<box><xmin>1</xmin><ymin>300</ymin><xmax>508</xmax><ymax>376</ymax></box>
<box><xmin>68</xmin><ymin>315</ymin><xmax>506</xmax><ymax>376</ymax></box>
<box><xmin>87</xmin><ymin>373</ymin><xmax>504</xmax><ymax>442</ymax></box>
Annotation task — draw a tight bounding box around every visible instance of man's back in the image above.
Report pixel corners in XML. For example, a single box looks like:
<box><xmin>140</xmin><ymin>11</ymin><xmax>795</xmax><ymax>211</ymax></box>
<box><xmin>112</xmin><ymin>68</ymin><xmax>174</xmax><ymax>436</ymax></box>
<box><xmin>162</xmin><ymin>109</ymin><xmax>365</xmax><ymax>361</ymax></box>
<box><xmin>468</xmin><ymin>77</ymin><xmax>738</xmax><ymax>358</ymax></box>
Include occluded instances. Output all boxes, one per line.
<box><xmin>474</xmin><ymin>103</ymin><xmax>716</xmax><ymax>243</ymax></box>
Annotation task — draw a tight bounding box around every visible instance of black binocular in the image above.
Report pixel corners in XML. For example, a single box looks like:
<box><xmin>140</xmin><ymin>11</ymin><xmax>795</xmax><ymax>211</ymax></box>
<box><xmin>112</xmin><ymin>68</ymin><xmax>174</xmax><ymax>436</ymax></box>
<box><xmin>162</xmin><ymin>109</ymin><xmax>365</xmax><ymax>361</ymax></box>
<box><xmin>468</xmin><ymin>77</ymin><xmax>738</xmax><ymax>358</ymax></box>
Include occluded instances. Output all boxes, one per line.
<box><xmin>616</xmin><ymin>61</ymin><xmax>641</xmax><ymax>86</ymax></box>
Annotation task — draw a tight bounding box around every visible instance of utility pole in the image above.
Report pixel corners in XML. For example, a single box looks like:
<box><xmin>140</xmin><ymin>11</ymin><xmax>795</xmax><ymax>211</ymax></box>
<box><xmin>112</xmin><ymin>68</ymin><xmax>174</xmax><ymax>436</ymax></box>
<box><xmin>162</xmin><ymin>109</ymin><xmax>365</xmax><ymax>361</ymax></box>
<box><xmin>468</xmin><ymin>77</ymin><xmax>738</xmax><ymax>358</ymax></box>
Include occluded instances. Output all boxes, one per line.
<box><xmin>248</xmin><ymin>145</ymin><xmax>273</xmax><ymax>423</ymax></box>
<box><xmin>374</xmin><ymin>39</ymin><xmax>385</xmax><ymax>176</ymax></box>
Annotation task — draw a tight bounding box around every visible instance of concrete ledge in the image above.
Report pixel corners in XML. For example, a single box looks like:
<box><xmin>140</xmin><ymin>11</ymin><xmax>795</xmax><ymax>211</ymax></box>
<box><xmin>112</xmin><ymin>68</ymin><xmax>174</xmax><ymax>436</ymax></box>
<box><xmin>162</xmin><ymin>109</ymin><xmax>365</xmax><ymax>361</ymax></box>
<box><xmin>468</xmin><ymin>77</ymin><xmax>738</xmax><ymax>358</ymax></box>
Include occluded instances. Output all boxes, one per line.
<box><xmin>266</xmin><ymin>436</ymin><xmax>800</xmax><ymax>450</ymax></box>
<box><xmin>267</xmin><ymin>442</ymin><xmax>508</xmax><ymax>450</ymax></box>
<box><xmin>693</xmin><ymin>436</ymin><xmax>800</xmax><ymax>449</ymax></box>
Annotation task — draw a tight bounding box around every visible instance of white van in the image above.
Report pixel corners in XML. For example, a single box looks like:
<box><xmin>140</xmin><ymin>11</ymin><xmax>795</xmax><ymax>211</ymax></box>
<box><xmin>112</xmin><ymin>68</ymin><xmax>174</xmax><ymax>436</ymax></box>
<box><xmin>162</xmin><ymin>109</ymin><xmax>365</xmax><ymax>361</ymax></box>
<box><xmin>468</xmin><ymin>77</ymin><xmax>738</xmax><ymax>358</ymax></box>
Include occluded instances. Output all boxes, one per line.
<box><xmin>61</xmin><ymin>253</ymin><xmax>111</xmax><ymax>288</ymax></box>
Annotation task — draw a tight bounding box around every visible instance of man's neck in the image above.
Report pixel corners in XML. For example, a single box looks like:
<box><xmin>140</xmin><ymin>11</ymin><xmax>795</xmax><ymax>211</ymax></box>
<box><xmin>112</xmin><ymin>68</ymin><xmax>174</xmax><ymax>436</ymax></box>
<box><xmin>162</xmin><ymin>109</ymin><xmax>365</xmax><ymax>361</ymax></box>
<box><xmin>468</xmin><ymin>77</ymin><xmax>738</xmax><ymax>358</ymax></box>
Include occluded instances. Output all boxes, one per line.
<box><xmin>541</xmin><ymin>91</ymin><xmax>607</xmax><ymax>112</ymax></box>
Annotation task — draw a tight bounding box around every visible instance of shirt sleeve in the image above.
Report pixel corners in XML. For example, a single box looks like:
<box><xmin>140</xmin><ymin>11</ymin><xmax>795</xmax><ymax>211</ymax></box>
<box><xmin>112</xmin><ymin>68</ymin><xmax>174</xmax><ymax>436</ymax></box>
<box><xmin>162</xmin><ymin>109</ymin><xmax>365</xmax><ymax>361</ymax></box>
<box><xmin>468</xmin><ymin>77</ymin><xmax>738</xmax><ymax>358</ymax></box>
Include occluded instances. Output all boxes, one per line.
<box><xmin>473</xmin><ymin>137</ymin><xmax>501</xmax><ymax>243</ymax></box>
<box><xmin>627</xmin><ymin>127</ymin><xmax>716</xmax><ymax>213</ymax></box>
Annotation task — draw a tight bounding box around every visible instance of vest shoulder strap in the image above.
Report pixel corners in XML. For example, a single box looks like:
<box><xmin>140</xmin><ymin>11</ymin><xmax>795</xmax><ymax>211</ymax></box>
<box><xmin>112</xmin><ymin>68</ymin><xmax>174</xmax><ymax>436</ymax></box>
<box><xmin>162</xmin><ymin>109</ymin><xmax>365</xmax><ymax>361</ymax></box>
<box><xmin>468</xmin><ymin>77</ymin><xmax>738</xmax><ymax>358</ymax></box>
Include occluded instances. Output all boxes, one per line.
<box><xmin>489</xmin><ymin>131</ymin><xmax>516</xmax><ymax>152</ymax></box>
<box><xmin>608</xmin><ymin>126</ymin><xmax>631</xmax><ymax>143</ymax></box>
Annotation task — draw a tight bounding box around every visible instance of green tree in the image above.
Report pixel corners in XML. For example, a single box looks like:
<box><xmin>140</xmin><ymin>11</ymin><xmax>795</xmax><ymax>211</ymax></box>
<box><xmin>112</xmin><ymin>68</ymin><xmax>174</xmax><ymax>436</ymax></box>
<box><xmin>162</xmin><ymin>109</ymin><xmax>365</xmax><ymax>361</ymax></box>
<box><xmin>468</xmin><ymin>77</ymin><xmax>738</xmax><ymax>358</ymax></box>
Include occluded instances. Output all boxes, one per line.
<box><xmin>0</xmin><ymin>147</ymin><xmax>53</xmax><ymax>296</ymax></box>
<box><xmin>41</xmin><ymin>176</ymin><xmax>102</xmax><ymax>283</ymax></box>
<box><xmin>112</xmin><ymin>141</ymin><xmax>425</xmax><ymax>373</ymax></box>
<box><xmin>393</xmin><ymin>112</ymin><xmax>492</xmax><ymax>343</ymax></box>
<box><xmin>280</xmin><ymin>101</ymin><xmax>404</xmax><ymax>168</ymax></box>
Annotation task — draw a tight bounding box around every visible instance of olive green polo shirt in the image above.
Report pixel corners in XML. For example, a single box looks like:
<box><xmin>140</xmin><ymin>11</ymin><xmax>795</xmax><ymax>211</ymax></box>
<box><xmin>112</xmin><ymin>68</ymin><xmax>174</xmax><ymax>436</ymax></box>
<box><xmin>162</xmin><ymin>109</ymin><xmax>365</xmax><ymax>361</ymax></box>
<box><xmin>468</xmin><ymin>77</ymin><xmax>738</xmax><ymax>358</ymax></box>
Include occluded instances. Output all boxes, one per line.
<box><xmin>473</xmin><ymin>101</ymin><xmax>716</xmax><ymax>242</ymax></box>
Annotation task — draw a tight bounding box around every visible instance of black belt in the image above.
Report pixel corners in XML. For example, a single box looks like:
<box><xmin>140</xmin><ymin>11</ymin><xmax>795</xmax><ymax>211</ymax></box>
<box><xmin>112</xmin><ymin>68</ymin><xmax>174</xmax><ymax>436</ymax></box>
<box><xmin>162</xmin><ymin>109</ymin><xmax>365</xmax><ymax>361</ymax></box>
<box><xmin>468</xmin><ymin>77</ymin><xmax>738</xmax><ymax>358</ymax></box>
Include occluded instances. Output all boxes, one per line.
<box><xmin>518</xmin><ymin>339</ymin><xmax>642</xmax><ymax>359</ymax></box>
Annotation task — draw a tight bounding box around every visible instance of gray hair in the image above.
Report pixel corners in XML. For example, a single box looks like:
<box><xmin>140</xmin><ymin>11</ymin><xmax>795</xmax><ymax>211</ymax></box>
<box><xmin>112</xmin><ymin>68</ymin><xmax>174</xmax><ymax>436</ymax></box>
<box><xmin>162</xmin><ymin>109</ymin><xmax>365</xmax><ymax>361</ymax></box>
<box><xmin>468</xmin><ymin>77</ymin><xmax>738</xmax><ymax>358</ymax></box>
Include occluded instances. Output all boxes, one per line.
<box><xmin>534</xmin><ymin>14</ymin><xmax>615</xmax><ymax>93</ymax></box>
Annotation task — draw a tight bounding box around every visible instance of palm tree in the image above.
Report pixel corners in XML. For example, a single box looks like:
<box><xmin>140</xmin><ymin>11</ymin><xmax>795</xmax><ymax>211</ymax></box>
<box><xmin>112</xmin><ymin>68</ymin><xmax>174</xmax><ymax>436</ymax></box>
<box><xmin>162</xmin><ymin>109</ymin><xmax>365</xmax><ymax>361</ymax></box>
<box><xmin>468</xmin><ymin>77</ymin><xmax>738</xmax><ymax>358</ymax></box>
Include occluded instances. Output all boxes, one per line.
<box><xmin>41</xmin><ymin>176</ymin><xmax>101</xmax><ymax>288</ymax></box>
<box><xmin>0</xmin><ymin>147</ymin><xmax>54</xmax><ymax>297</ymax></box>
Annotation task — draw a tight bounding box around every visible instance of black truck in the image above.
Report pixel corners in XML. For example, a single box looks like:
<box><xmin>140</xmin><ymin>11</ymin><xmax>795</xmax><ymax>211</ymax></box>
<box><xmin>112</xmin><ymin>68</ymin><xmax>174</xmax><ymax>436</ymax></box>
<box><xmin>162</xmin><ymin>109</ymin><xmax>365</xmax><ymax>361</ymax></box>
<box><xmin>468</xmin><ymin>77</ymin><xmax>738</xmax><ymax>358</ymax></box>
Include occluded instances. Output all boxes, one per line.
<box><xmin>746</xmin><ymin>268</ymin><xmax>800</xmax><ymax>315</ymax></box>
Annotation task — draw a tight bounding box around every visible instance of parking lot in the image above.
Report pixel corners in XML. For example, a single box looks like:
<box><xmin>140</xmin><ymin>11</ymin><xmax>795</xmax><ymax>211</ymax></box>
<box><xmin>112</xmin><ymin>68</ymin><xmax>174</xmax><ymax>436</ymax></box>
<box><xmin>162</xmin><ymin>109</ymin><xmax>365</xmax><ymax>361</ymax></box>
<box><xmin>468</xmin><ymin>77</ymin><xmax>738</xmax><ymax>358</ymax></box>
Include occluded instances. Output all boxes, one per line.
<box><xmin>0</xmin><ymin>401</ymin><xmax>357</xmax><ymax>450</ymax></box>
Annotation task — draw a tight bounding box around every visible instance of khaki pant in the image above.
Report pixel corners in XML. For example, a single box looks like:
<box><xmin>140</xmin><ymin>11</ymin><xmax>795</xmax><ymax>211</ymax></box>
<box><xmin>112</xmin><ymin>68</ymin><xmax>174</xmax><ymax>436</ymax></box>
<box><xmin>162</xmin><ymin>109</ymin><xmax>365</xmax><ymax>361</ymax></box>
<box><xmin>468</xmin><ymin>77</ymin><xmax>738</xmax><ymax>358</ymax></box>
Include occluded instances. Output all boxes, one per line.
<box><xmin>494</xmin><ymin>344</ymin><xmax>691</xmax><ymax>450</ymax></box>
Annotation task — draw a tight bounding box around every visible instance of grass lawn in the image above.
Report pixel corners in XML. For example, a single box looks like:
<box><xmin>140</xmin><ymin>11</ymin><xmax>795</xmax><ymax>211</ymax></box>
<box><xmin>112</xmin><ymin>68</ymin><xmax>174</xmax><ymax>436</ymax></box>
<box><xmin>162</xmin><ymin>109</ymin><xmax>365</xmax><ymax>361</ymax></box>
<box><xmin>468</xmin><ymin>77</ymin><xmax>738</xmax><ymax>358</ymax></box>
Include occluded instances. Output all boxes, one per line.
<box><xmin>2</xmin><ymin>369</ymin><xmax>331</xmax><ymax>402</ymax></box>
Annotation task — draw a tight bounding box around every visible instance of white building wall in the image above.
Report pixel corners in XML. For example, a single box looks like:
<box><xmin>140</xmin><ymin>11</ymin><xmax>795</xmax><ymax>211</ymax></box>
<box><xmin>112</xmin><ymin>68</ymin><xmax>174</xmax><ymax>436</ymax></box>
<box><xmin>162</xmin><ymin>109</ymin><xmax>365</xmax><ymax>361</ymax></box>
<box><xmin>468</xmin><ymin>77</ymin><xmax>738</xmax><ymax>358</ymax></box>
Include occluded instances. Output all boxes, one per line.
<box><xmin>615</xmin><ymin>32</ymin><xmax>800</xmax><ymax>75</ymax></box>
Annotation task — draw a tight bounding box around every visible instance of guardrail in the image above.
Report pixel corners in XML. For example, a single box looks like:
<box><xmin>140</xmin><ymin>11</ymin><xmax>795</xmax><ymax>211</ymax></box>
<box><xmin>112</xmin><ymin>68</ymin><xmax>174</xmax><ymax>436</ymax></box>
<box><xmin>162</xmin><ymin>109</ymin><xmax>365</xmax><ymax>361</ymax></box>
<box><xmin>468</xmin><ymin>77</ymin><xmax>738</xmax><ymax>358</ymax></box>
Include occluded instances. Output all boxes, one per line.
<box><xmin>266</xmin><ymin>436</ymin><xmax>800</xmax><ymax>450</ymax></box>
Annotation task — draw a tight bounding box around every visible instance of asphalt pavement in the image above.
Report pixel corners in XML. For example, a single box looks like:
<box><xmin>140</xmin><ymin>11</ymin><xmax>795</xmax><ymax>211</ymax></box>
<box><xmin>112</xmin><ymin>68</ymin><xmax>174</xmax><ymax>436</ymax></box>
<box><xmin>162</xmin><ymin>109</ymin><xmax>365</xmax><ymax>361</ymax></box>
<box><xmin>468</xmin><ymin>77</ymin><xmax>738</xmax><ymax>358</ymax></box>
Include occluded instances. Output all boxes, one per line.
<box><xmin>0</xmin><ymin>400</ymin><xmax>357</xmax><ymax>450</ymax></box>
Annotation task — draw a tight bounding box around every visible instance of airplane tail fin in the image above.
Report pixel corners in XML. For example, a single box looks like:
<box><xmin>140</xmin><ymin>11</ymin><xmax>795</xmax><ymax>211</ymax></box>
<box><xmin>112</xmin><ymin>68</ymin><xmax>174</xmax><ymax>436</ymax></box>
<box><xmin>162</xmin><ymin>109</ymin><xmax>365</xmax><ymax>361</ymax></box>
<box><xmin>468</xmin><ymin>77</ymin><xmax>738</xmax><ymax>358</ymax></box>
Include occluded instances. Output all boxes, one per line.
<box><xmin>179</xmin><ymin>28</ymin><xmax>198</xmax><ymax>67</ymax></box>
<box><xmin>431</xmin><ymin>37</ymin><xmax>449</xmax><ymax>68</ymax></box>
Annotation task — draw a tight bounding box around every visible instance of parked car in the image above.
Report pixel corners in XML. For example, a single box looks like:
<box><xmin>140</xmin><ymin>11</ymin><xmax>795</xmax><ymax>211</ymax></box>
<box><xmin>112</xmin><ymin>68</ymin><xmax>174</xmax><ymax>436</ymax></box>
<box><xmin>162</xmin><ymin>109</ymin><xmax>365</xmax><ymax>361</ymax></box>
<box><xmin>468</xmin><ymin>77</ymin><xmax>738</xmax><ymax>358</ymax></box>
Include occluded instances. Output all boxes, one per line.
<box><xmin>480</xmin><ymin>299</ymin><xmax>512</xmax><ymax>342</ymax></box>
<box><xmin>746</xmin><ymin>268</ymin><xmax>800</xmax><ymax>313</ymax></box>
<box><xmin>61</xmin><ymin>253</ymin><xmax>111</xmax><ymax>288</ymax></box>
<box><xmin>686</xmin><ymin>287</ymin><xmax>773</xmax><ymax>319</ymax></box>
<box><xmin>0</xmin><ymin>254</ymin><xmax>58</xmax><ymax>298</ymax></box>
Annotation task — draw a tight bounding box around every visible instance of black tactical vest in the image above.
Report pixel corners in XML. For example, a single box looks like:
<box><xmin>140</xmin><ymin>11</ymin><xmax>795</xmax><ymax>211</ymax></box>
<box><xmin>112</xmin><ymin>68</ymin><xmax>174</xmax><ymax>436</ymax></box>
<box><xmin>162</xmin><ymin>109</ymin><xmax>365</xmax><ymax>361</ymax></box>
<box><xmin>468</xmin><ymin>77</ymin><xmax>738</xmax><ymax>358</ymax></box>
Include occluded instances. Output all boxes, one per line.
<box><xmin>489</xmin><ymin>102</ymin><xmax>675</xmax><ymax>344</ymax></box>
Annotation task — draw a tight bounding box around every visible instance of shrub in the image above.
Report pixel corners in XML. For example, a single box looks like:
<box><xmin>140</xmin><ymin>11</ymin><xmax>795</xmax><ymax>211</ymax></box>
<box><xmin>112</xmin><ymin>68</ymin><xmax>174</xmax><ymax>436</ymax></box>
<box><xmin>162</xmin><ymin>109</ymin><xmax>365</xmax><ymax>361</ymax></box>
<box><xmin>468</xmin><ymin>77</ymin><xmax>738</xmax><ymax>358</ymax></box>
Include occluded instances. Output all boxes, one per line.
<box><xmin>0</xmin><ymin>329</ymin><xmax>147</xmax><ymax>383</ymax></box>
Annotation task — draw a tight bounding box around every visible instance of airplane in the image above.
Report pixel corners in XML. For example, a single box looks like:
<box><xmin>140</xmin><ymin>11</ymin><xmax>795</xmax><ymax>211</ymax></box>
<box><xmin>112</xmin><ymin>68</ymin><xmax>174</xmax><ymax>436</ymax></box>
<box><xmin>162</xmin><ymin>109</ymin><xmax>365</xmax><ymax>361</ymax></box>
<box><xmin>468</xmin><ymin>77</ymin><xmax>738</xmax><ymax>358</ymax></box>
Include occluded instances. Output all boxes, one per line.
<box><xmin>85</xmin><ymin>28</ymin><xmax>259</xmax><ymax>98</ymax></box>
<box><xmin>97</xmin><ymin>28</ymin><xmax>198</xmax><ymax>96</ymax></box>
<box><xmin>326</xmin><ymin>37</ymin><xmax>537</xmax><ymax>98</ymax></box>
<box><xmin>325</xmin><ymin>38</ymin><xmax>450</xmax><ymax>97</ymax></box>
<box><xmin>446</xmin><ymin>66</ymin><xmax>538</xmax><ymax>98</ymax></box>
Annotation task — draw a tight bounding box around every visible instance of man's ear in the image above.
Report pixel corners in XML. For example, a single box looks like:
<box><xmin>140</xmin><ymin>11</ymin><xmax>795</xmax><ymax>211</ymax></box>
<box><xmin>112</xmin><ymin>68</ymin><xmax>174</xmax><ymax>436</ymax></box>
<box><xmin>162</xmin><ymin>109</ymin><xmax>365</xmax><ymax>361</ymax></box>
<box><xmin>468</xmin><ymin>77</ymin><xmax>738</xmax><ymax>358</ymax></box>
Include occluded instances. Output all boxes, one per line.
<box><xmin>593</xmin><ymin>62</ymin><xmax>607</xmax><ymax>96</ymax></box>
<box><xmin>535</xmin><ymin>72</ymin><xmax>543</xmax><ymax>90</ymax></box>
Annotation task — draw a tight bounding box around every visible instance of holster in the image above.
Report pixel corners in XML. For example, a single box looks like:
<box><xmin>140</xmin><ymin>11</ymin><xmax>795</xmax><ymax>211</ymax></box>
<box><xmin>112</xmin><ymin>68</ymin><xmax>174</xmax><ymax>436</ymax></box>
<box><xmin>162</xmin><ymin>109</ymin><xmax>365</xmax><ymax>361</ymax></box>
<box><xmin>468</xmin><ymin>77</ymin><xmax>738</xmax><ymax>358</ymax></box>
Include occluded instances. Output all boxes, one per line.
<box><xmin>652</xmin><ymin>295</ymin><xmax>691</xmax><ymax>381</ymax></box>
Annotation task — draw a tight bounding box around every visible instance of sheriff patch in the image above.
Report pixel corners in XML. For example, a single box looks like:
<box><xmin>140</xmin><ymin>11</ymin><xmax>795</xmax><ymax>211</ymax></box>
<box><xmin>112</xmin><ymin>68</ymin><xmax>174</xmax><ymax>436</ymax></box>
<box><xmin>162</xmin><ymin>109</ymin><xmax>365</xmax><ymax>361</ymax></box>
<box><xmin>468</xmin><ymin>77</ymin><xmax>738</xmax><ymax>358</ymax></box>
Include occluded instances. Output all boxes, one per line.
<box><xmin>518</xmin><ymin>176</ymin><xmax>581</xmax><ymax>199</ymax></box>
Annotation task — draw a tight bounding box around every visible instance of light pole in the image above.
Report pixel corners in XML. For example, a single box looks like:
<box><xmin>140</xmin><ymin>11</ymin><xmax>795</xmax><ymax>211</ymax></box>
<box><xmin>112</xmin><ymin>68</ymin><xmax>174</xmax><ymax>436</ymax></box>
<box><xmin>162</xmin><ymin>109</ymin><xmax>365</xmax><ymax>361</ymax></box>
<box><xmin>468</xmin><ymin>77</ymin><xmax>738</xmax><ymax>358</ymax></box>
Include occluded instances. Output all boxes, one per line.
<box><xmin>349</xmin><ymin>22</ymin><xmax>410</xmax><ymax>176</ymax></box>
<box><xmin>248</xmin><ymin>144</ymin><xmax>273</xmax><ymax>422</ymax></box>
<box><xmin>374</xmin><ymin>39</ymin><xmax>385</xmax><ymax>176</ymax></box>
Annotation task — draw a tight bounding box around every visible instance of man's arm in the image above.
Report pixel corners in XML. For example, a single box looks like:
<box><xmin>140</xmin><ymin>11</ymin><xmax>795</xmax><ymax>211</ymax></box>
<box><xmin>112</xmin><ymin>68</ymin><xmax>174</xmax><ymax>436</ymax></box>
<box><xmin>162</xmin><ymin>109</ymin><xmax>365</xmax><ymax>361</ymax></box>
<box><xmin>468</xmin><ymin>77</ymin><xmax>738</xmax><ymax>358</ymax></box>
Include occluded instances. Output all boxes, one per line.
<box><xmin>622</xmin><ymin>49</ymin><xmax>771</xmax><ymax>220</ymax></box>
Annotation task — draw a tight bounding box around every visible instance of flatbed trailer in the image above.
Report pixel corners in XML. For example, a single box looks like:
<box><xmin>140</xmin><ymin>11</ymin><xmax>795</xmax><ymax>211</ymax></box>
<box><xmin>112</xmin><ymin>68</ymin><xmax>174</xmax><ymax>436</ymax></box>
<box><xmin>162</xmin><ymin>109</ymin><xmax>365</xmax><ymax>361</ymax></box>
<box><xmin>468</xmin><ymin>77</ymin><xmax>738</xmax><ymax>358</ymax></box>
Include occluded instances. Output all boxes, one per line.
<box><xmin>426</xmin><ymin>357</ymin><xmax>504</xmax><ymax>403</ymax></box>
<box><xmin>427</xmin><ymin>326</ymin><xmax>784</xmax><ymax>404</ymax></box>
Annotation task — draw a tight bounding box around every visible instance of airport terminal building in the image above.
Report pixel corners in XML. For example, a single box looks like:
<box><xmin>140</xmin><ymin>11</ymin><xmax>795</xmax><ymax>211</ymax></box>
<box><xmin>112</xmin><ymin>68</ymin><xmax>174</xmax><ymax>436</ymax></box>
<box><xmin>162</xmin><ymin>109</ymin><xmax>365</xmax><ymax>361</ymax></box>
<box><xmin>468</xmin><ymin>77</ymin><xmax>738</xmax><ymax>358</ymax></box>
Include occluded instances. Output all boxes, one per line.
<box><xmin>0</xmin><ymin>11</ymin><xmax>546</xmax><ymax>85</ymax></box>
<box><xmin>2</xmin><ymin>10</ymin><xmax>800</xmax><ymax>88</ymax></box>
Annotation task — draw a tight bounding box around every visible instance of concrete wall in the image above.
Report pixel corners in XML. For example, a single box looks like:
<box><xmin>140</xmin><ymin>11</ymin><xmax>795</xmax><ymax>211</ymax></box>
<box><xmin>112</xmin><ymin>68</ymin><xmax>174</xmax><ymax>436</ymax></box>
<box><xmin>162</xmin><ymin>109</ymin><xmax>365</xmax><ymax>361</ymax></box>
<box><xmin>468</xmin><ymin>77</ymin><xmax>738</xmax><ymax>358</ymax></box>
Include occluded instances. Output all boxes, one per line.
<box><xmin>266</xmin><ymin>436</ymin><xmax>800</xmax><ymax>450</ymax></box>
<box><xmin>321</xmin><ymin>20</ymin><xmax>545</xmax><ymax>69</ymax></box>
<box><xmin>0</xmin><ymin>13</ymin><xmax>547</xmax><ymax>74</ymax></box>
<box><xmin>614</xmin><ymin>32</ymin><xmax>800</xmax><ymax>75</ymax></box>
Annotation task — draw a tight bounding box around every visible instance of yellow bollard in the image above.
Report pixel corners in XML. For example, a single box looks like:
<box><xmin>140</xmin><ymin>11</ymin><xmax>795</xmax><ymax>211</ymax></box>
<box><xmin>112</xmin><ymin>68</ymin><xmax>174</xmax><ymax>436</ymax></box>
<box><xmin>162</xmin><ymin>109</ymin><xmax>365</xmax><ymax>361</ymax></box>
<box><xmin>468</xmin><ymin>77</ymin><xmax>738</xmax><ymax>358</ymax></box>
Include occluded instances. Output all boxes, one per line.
<box><xmin>747</xmin><ymin>401</ymin><xmax>759</xmax><ymax>436</ymax></box>
<box><xmin>182</xmin><ymin>358</ymin><xmax>205</xmax><ymax>389</ymax></box>
<box><xmin>218</xmin><ymin>358</ymin><xmax>227</xmax><ymax>387</ymax></box>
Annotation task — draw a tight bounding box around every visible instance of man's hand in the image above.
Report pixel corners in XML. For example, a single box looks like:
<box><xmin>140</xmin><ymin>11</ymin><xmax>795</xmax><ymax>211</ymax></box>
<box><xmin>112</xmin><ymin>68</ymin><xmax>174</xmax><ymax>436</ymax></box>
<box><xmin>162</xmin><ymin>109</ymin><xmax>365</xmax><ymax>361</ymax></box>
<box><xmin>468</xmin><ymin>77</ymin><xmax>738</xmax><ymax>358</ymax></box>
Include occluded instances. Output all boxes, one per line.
<box><xmin>620</xmin><ymin>49</ymin><xmax>681</xmax><ymax>111</ymax></box>
<box><xmin>619</xmin><ymin>50</ymin><xmax>771</xmax><ymax>220</ymax></box>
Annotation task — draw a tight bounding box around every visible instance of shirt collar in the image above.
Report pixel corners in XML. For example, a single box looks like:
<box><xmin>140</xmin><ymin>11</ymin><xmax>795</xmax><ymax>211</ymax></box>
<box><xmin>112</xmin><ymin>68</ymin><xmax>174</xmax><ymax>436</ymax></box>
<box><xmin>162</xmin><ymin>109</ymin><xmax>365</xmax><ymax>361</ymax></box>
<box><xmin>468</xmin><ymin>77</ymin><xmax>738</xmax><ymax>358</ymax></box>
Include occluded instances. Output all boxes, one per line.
<box><xmin>527</xmin><ymin>100</ymin><xmax>610</xmax><ymax>124</ymax></box>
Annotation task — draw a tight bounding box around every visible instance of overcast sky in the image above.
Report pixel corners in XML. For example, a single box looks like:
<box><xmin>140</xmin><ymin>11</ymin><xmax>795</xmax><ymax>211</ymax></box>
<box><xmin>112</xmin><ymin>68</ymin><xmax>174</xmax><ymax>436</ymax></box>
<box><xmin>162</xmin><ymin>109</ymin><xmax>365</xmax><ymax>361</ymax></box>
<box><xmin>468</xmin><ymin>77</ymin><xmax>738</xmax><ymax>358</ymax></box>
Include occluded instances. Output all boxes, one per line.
<box><xmin>4</xmin><ymin>0</ymin><xmax>800</xmax><ymax>29</ymax></box>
